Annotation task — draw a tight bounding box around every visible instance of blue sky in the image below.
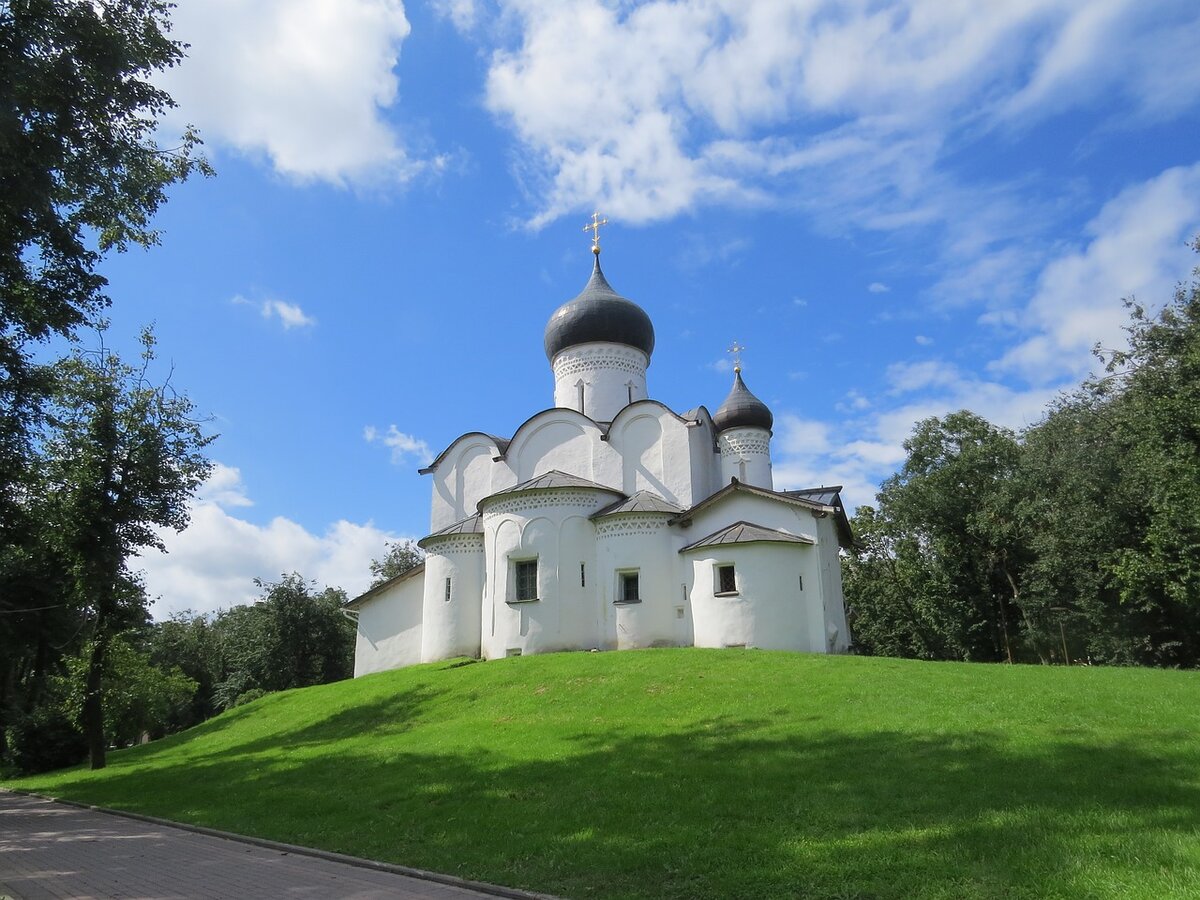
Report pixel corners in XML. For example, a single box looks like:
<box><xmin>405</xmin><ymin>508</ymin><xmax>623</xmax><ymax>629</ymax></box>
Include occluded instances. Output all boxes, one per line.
<box><xmin>86</xmin><ymin>0</ymin><xmax>1200</xmax><ymax>617</ymax></box>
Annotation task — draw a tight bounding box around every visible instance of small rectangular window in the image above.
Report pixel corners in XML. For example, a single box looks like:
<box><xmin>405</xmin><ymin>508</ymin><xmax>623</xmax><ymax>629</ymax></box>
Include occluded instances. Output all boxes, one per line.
<box><xmin>716</xmin><ymin>564</ymin><xmax>737</xmax><ymax>595</ymax></box>
<box><xmin>515</xmin><ymin>559</ymin><xmax>538</xmax><ymax>601</ymax></box>
<box><xmin>444</xmin><ymin>577</ymin><xmax>452</xmax><ymax>602</ymax></box>
<box><xmin>619</xmin><ymin>571</ymin><xmax>640</xmax><ymax>603</ymax></box>
<box><xmin>580</xmin><ymin>562</ymin><xmax>586</xmax><ymax>588</ymax></box>
<box><xmin>798</xmin><ymin>574</ymin><xmax>804</xmax><ymax>591</ymax></box>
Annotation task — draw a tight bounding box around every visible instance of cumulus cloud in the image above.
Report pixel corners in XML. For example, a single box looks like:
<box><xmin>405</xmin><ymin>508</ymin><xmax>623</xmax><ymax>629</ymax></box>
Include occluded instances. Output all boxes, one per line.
<box><xmin>472</xmin><ymin>0</ymin><xmax>1198</xmax><ymax>231</ymax></box>
<box><xmin>364</xmin><ymin>425</ymin><xmax>432</xmax><ymax>464</ymax></box>
<box><xmin>132</xmin><ymin>464</ymin><xmax>404</xmax><ymax>617</ymax></box>
<box><xmin>160</xmin><ymin>0</ymin><xmax>424</xmax><ymax>185</ymax></box>
<box><xmin>868</xmin><ymin>282</ymin><xmax>891</xmax><ymax>294</ymax></box>
<box><xmin>993</xmin><ymin>163</ymin><xmax>1200</xmax><ymax>383</ymax></box>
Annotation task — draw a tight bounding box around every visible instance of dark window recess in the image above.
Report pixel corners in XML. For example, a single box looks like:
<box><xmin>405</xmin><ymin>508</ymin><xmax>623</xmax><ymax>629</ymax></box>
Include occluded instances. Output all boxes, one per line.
<box><xmin>717</xmin><ymin>564</ymin><xmax>737</xmax><ymax>594</ymax></box>
<box><xmin>620</xmin><ymin>571</ymin><xmax>640</xmax><ymax>603</ymax></box>
<box><xmin>516</xmin><ymin>560</ymin><xmax>538</xmax><ymax>601</ymax></box>
<box><xmin>580</xmin><ymin>562</ymin><xmax>586</xmax><ymax>587</ymax></box>
<box><xmin>798</xmin><ymin>574</ymin><xmax>804</xmax><ymax>591</ymax></box>
<box><xmin>444</xmin><ymin>577</ymin><xmax>452</xmax><ymax>602</ymax></box>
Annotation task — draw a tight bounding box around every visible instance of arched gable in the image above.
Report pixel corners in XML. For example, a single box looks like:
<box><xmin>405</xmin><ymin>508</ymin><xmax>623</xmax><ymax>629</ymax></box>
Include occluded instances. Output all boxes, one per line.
<box><xmin>423</xmin><ymin>433</ymin><xmax>510</xmax><ymax>532</ymax></box>
<box><xmin>503</xmin><ymin>407</ymin><xmax>609</xmax><ymax>484</ymax></box>
<box><xmin>606</xmin><ymin>400</ymin><xmax>698</xmax><ymax>507</ymax></box>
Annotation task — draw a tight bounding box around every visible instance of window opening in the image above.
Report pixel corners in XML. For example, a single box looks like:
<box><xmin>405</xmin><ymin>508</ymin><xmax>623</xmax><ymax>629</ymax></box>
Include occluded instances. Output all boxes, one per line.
<box><xmin>444</xmin><ymin>577</ymin><xmax>452</xmax><ymax>602</ymax></box>
<box><xmin>798</xmin><ymin>574</ymin><xmax>804</xmax><ymax>591</ymax></box>
<box><xmin>575</xmin><ymin>379</ymin><xmax>586</xmax><ymax>413</ymax></box>
<box><xmin>515</xmin><ymin>559</ymin><xmax>538</xmax><ymax>601</ymax></box>
<box><xmin>580</xmin><ymin>562</ymin><xmax>586</xmax><ymax>587</ymax></box>
<box><xmin>717</xmin><ymin>564</ymin><xmax>737</xmax><ymax>595</ymax></box>
<box><xmin>619</xmin><ymin>571</ymin><xmax>640</xmax><ymax>603</ymax></box>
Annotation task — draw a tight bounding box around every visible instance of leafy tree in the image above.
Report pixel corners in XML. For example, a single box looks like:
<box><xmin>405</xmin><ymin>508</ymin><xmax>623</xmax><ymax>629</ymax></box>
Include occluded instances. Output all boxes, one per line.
<box><xmin>59</xmin><ymin>634</ymin><xmax>196</xmax><ymax>747</ymax></box>
<box><xmin>848</xmin><ymin>412</ymin><xmax>1028</xmax><ymax>662</ymax></box>
<box><xmin>212</xmin><ymin>575</ymin><xmax>354</xmax><ymax>709</ymax></box>
<box><xmin>148</xmin><ymin>610</ymin><xmax>222</xmax><ymax>730</ymax></box>
<box><xmin>42</xmin><ymin>330</ymin><xmax>212</xmax><ymax>767</ymax></box>
<box><xmin>0</xmin><ymin>0</ymin><xmax>208</xmax><ymax>353</ymax></box>
<box><xmin>369</xmin><ymin>540</ymin><xmax>423</xmax><ymax>588</ymax></box>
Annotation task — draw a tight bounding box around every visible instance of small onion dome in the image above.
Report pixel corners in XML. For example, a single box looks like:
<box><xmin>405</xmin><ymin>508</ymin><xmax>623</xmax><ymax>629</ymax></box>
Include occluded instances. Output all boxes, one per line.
<box><xmin>713</xmin><ymin>370</ymin><xmax>774</xmax><ymax>432</ymax></box>
<box><xmin>544</xmin><ymin>256</ymin><xmax>655</xmax><ymax>362</ymax></box>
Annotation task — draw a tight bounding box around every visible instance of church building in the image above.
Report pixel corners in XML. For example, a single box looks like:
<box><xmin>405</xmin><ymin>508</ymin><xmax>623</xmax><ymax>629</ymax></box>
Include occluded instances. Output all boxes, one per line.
<box><xmin>347</xmin><ymin>223</ymin><xmax>852</xmax><ymax>676</ymax></box>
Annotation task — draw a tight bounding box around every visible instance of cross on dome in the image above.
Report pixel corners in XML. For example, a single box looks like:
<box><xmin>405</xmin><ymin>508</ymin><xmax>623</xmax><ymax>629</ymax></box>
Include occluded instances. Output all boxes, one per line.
<box><xmin>583</xmin><ymin>211</ymin><xmax>609</xmax><ymax>255</ymax></box>
<box><xmin>727</xmin><ymin>340</ymin><xmax>745</xmax><ymax>373</ymax></box>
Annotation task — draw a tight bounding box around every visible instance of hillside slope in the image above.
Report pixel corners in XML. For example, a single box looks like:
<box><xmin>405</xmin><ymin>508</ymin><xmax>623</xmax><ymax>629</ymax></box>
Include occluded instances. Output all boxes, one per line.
<box><xmin>9</xmin><ymin>649</ymin><xmax>1200</xmax><ymax>899</ymax></box>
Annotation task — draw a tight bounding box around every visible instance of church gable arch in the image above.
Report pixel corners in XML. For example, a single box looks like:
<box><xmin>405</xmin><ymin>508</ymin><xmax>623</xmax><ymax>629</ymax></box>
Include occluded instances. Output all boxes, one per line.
<box><xmin>509</xmin><ymin>413</ymin><xmax>599</xmax><ymax>482</ymax></box>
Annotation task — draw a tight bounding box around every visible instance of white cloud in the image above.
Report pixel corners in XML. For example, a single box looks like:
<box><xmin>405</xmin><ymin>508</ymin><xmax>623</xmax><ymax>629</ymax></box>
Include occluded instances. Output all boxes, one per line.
<box><xmin>914</xmin><ymin>335</ymin><xmax>934</xmax><ymax>346</ymax></box>
<box><xmin>161</xmin><ymin>0</ymin><xmax>424</xmax><ymax>185</ymax></box>
<box><xmin>867</xmin><ymin>282</ymin><xmax>891</xmax><ymax>294</ymax></box>
<box><xmin>472</xmin><ymin>0</ymin><xmax>1197</xmax><ymax>231</ymax></box>
<box><xmin>364</xmin><ymin>425</ymin><xmax>432</xmax><ymax>464</ymax></box>
<box><xmin>993</xmin><ymin>163</ymin><xmax>1200</xmax><ymax>383</ymax></box>
<box><xmin>133</xmin><ymin>465</ymin><xmax>405</xmax><ymax>617</ymax></box>
<box><xmin>261</xmin><ymin>299</ymin><xmax>316</xmax><ymax>330</ymax></box>
<box><xmin>196</xmin><ymin>463</ymin><xmax>253</xmax><ymax>508</ymax></box>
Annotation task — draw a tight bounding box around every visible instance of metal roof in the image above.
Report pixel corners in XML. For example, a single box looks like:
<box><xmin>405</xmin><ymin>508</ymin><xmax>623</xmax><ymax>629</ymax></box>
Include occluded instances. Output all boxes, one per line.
<box><xmin>591</xmin><ymin>490</ymin><xmax>683</xmax><ymax>518</ymax></box>
<box><xmin>417</xmin><ymin>514</ymin><xmax>483</xmax><ymax>548</ymax></box>
<box><xmin>344</xmin><ymin>561</ymin><xmax>426</xmax><ymax>609</ymax></box>
<box><xmin>479</xmin><ymin>470</ymin><xmax>623</xmax><ymax>510</ymax></box>
<box><xmin>671</xmin><ymin>479</ymin><xmax>854</xmax><ymax>549</ymax></box>
<box><xmin>783</xmin><ymin>486</ymin><xmax>844</xmax><ymax>508</ymax></box>
<box><xmin>679</xmin><ymin>521</ymin><xmax>815</xmax><ymax>552</ymax></box>
<box><xmin>544</xmin><ymin>256</ymin><xmax>655</xmax><ymax>361</ymax></box>
<box><xmin>712</xmin><ymin>371</ymin><xmax>774</xmax><ymax>432</ymax></box>
<box><xmin>418</xmin><ymin>432</ymin><xmax>510</xmax><ymax>475</ymax></box>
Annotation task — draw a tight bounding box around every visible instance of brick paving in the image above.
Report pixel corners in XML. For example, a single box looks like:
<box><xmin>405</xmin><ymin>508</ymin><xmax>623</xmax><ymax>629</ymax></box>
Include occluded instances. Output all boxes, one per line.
<box><xmin>0</xmin><ymin>791</ymin><xmax>536</xmax><ymax>900</ymax></box>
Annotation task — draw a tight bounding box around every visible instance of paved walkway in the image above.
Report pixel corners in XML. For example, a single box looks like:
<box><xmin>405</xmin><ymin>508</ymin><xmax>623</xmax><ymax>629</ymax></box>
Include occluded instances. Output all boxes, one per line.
<box><xmin>0</xmin><ymin>792</ymin><xmax>537</xmax><ymax>900</ymax></box>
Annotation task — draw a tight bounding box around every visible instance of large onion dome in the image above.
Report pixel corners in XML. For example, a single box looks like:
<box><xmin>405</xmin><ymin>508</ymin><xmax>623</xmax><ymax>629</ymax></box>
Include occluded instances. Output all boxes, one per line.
<box><xmin>544</xmin><ymin>256</ymin><xmax>655</xmax><ymax>362</ymax></box>
<box><xmin>713</xmin><ymin>370</ymin><xmax>774</xmax><ymax>432</ymax></box>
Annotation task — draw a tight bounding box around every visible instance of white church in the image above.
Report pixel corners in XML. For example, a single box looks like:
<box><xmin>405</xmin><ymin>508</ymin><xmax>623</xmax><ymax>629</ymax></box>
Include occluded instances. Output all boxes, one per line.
<box><xmin>347</xmin><ymin>225</ymin><xmax>852</xmax><ymax>676</ymax></box>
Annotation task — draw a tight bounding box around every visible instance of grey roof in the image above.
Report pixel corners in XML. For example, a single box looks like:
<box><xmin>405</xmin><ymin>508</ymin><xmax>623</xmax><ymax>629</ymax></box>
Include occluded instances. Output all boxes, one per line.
<box><xmin>784</xmin><ymin>486</ymin><xmax>844</xmax><ymax>508</ymax></box>
<box><xmin>679</xmin><ymin>521</ymin><xmax>814</xmax><ymax>553</ymax></box>
<box><xmin>591</xmin><ymin>490</ymin><xmax>683</xmax><ymax>518</ymax></box>
<box><xmin>671</xmin><ymin>479</ymin><xmax>854</xmax><ymax>549</ymax></box>
<box><xmin>479</xmin><ymin>470</ymin><xmax>623</xmax><ymax>510</ymax></box>
<box><xmin>713</xmin><ymin>371</ymin><xmax>774</xmax><ymax>432</ymax></box>
<box><xmin>417</xmin><ymin>514</ymin><xmax>483</xmax><ymax>548</ymax></box>
<box><xmin>344</xmin><ymin>561</ymin><xmax>426</xmax><ymax>609</ymax></box>
<box><xmin>544</xmin><ymin>256</ymin><xmax>655</xmax><ymax>361</ymax></box>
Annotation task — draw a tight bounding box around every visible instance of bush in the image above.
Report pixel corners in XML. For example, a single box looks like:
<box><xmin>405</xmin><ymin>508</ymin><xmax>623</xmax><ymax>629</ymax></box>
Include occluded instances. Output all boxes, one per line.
<box><xmin>7</xmin><ymin>708</ymin><xmax>87</xmax><ymax>774</ymax></box>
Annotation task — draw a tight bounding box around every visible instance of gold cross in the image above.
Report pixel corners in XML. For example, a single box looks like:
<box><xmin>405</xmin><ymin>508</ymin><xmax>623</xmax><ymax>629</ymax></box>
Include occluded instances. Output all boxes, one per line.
<box><xmin>583</xmin><ymin>211</ymin><xmax>609</xmax><ymax>254</ymax></box>
<box><xmin>727</xmin><ymin>341</ymin><xmax>745</xmax><ymax>372</ymax></box>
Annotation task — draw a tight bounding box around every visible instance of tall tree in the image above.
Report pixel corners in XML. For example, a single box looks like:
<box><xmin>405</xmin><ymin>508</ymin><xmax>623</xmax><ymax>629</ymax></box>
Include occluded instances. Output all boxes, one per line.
<box><xmin>43</xmin><ymin>330</ymin><xmax>212</xmax><ymax>768</ymax></box>
<box><xmin>369</xmin><ymin>540</ymin><xmax>423</xmax><ymax>588</ymax></box>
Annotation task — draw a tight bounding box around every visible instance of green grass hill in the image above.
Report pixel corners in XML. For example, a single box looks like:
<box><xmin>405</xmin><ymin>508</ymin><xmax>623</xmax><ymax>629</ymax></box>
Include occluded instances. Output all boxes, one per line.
<box><xmin>7</xmin><ymin>649</ymin><xmax>1200</xmax><ymax>898</ymax></box>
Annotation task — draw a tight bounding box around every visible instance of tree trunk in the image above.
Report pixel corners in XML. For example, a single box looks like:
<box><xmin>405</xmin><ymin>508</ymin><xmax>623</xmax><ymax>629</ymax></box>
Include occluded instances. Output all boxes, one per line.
<box><xmin>83</xmin><ymin>630</ymin><xmax>110</xmax><ymax>770</ymax></box>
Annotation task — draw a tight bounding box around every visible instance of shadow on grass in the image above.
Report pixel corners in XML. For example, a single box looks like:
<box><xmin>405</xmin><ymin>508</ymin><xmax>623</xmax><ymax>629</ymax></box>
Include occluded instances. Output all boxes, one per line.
<box><xmin>32</xmin><ymin>689</ymin><xmax>1200</xmax><ymax>900</ymax></box>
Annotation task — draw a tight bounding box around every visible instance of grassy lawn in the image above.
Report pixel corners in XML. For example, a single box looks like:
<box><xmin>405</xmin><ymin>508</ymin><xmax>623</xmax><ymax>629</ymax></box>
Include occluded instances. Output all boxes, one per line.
<box><xmin>6</xmin><ymin>648</ymin><xmax>1200</xmax><ymax>899</ymax></box>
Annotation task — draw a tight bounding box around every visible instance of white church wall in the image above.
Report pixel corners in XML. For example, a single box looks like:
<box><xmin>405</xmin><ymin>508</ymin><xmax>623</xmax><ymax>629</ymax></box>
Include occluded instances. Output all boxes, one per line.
<box><xmin>419</xmin><ymin>538</ymin><xmax>484</xmax><ymax>663</ymax></box>
<box><xmin>682</xmin><ymin>493</ymin><xmax>820</xmax><ymax>544</ymax></box>
<box><xmin>814</xmin><ymin>515</ymin><xmax>851</xmax><ymax>652</ymax></box>
<box><xmin>353</xmin><ymin>571</ymin><xmax>424</xmax><ymax>677</ymax></box>
<box><xmin>595</xmin><ymin>514</ymin><xmax>680</xmax><ymax>650</ymax></box>
<box><xmin>429</xmin><ymin>436</ymin><xmax>513</xmax><ymax>531</ymax></box>
<box><xmin>687</xmin><ymin>420</ymin><xmax>723</xmax><ymax>502</ymax></box>
<box><xmin>686</xmin><ymin>543</ymin><xmax>822</xmax><ymax>652</ymax></box>
<box><xmin>608</xmin><ymin>403</ymin><xmax>698</xmax><ymax>506</ymax></box>
<box><xmin>552</xmin><ymin>342</ymin><xmax>648</xmax><ymax>421</ymax></box>
<box><xmin>558</xmin><ymin>515</ymin><xmax>600</xmax><ymax>652</ymax></box>
<box><xmin>480</xmin><ymin>488</ymin><xmax>615</xmax><ymax>659</ymax></box>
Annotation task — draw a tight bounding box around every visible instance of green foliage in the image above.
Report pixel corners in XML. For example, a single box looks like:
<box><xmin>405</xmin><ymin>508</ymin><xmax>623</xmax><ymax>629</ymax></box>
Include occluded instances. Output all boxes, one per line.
<box><xmin>846</xmin><ymin>412</ymin><xmax>1026</xmax><ymax>662</ymax></box>
<box><xmin>58</xmin><ymin>635</ymin><xmax>197</xmax><ymax>747</ymax></box>
<box><xmin>0</xmin><ymin>0</ymin><xmax>209</xmax><ymax>351</ymax></box>
<box><xmin>7</xmin><ymin>650</ymin><xmax>1200</xmax><ymax>898</ymax></box>
<box><xmin>848</xmin><ymin>241</ymin><xmax>1200</xmax><ymax>667</ymax></box>
<box><xmin>211</xmin><ymin>574</ymin><xmax>355</xmax><ymax>709</ymax></box>
<box><xmin>368</xmin><ymin>539</ymin><xmax>423</xmax><ymax>588</ymax></box>
<box><xmin>4</xmin><ymin>704</ymin><xmax>86</xmax><ymax>775</ymax></box>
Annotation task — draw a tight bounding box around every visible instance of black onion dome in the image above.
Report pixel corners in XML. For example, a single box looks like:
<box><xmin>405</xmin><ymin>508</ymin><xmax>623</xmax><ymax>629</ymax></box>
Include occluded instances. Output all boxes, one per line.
<box><xmin>713</xmin><ymin>371</ymin><xmax>774</xmax><ymax>432</ymax></box>
<box><xmin>544</xmin><ymin>257</ymin><xmax>655</xmax><ymax>361</ymax></box>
